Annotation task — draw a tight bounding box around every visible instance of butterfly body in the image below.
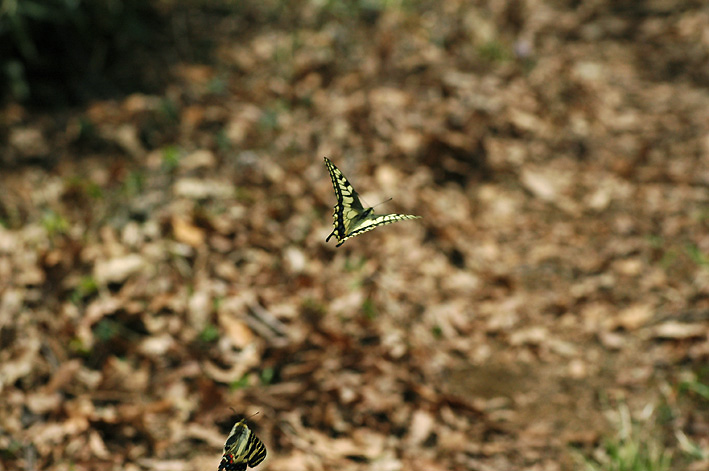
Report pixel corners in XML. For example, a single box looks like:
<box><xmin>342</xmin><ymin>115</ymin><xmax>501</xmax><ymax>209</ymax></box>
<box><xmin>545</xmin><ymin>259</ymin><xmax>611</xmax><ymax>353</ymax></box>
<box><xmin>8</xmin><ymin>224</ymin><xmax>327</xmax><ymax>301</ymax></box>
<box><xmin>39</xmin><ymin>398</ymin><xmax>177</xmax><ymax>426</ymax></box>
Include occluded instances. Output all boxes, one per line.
<box><xmin>218</xmin><ymin>418</ymin><xmax>267</xmax><ymax>471</ymax></box>
<box><xmin>324</xmin><ymin>157</ymin><xmax>420</xmax><ymax>247</ymax></box>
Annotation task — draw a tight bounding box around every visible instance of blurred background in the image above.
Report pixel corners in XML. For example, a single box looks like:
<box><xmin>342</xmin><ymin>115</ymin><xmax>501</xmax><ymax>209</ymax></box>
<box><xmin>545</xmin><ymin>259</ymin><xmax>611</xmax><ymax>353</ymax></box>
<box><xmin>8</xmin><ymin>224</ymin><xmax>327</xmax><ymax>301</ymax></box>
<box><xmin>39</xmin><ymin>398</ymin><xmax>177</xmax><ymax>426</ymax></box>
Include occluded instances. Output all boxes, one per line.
<box><xmin>1</xmin><ymin>1</ymin><xmax>708</xmax><ymax>470</ymax></box>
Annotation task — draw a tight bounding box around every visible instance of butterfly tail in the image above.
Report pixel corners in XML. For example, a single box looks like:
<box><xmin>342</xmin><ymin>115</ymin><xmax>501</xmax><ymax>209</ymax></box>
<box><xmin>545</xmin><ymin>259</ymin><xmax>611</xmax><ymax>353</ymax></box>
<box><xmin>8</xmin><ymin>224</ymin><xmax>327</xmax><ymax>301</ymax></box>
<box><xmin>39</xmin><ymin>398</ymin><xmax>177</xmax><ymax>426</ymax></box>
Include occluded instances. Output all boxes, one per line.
<box><xmin>219</xmin><ymin>456</ymin><xmax>247</xmax><ymax>471</ymax></box>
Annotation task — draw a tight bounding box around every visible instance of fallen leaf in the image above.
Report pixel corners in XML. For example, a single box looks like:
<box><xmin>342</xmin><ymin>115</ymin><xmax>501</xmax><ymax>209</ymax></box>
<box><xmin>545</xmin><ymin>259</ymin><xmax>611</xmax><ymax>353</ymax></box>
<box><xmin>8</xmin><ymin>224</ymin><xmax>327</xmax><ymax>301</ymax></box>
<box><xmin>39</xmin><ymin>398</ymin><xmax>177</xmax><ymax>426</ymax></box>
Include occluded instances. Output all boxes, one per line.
<box><xmin>181</xmin><ymin>149</ymin><xmax>216</xmax><ymax>171</ymax></box>
<box><xmin>93</xmin><ymin>254</ymin><xmax>145</xmax><ymax>284</ymax></box>
<box><xmin>615</xmin><ymin>304</ymin><xmax>654</xmax><ymax>331</ymax></box>
<box><xmin>649</xmin><ymin>322</ymin><xmax>707</xmax><ymax>340</ymax></box>
<box><xmin>405</xmin><ymin>409</ymin><xmax>435</xmax><ymax>447</ymax></box>
<box><xmin>172</xmin><ymin>216</ymin><xmax>205</xmax><ymax>248</ymax></box>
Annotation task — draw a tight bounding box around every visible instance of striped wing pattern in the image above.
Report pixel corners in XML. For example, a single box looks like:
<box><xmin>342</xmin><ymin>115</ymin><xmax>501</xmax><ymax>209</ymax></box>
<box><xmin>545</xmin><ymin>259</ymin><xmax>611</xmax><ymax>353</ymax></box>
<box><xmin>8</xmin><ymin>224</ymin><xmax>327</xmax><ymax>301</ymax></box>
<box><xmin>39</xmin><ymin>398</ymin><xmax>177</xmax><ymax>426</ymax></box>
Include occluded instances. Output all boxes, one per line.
<box><xmin>218</xmin><ymin>419</ymin><xmax>267</xmax><ymax>471</ymax></box>
<box><xmin>342</xmin><ymin>213</ymin><xmax>420</xmax><ymax>244</ymax></box>
<box><xmin>324</xmin><ymin>157</ymin><xmax>420</xmax><ymax>247</ymax></box>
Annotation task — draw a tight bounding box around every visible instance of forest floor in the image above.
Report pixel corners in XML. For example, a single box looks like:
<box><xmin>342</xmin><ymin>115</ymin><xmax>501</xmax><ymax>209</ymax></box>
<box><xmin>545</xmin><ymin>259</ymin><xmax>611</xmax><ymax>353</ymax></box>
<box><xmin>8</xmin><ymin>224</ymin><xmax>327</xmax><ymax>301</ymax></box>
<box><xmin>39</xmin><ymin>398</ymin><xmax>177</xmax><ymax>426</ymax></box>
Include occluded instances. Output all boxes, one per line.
<box><xmin>1</xmin><ymin>1</ymin><xmax>708</xmax><ymax>470</ymax></box>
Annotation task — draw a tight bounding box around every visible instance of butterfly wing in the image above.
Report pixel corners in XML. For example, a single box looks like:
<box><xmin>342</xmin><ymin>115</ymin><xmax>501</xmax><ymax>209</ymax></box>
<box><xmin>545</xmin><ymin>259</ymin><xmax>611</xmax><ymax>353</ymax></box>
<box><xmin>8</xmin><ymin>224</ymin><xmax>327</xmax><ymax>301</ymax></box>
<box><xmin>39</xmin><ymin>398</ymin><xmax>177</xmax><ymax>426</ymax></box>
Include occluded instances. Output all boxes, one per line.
<box><xmin>339</xmin><ymin>212</ymin><xmax>421</xmax><ymax>247</ymax></box>
<box><xmin>324</xmin><ymin>157</ymin><xmax>420</xmax><ymax>247</ymax></box>
<box><xmin>218</xmin><ymin>458</ymin><xmax>247</xmax><ymax>471</ymax></box>
<box><xmin>219</xmin><ymin>419</ymin><xmax>267</xmax><ymax>471</ymax></box>
<box><xmin>324</xmin><ymin>157</ymin><xmax>366</xmax><ymax>244</ymax></box>
<box><xmin>244</xmin><ymin>432</ymin><xmax>267</xmax><ymax>467</ymax></box>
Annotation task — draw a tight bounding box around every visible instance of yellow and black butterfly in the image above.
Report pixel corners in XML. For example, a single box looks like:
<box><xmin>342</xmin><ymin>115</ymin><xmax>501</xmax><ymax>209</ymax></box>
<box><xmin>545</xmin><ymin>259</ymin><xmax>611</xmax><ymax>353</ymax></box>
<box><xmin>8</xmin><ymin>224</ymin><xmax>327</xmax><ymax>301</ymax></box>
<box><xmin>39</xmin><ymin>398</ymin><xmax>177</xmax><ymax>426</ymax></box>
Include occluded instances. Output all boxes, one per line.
<box><xmin>324</xmin><ymin>157</ymin><xmax>420</xmax><ymax>247</ymax></box>
<box><xmin>218</xmin><ymin>416</ymin><xmax>267</xmax><ymax>471</ymax></box>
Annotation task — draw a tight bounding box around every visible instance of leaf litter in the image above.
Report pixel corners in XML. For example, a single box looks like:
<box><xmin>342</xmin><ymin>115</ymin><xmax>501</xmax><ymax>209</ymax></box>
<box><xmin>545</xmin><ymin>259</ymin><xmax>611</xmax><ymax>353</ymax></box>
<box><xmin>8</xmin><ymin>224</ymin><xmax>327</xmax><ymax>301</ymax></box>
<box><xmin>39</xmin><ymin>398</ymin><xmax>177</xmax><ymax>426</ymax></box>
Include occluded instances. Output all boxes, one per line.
<box><xmin>1</xmin><ymin>1</ymin><xmax>708</xmax><ymax>470</ymax></box>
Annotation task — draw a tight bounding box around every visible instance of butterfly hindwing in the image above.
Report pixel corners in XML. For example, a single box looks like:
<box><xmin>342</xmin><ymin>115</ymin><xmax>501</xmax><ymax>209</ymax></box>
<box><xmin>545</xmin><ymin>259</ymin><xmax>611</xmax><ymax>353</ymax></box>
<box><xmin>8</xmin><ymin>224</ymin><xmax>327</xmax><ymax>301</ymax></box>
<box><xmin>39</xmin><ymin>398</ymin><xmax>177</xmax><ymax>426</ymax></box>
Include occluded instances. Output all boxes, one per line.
<box><xmin>245</xmin><ymin>431</ymin><xmax>267</xmax><ymax>467</ymax></box>
<box><xmin>219</xmin><ymin>418</ymin><xmax>266</xmax><ymax>471</ymax></box>
<box><xmin>218</xmin><ymin>459</ymin><xmax>247</xmax><ymax>471</ymax></box>
<box><xmin>324</xmin><ymin>157</ymin><xmax>420</xmax><ymax>247</ymax></box>
<box><xmin>346</xmin><ymin>213</ymin><xmax>421</xmax><ymax>240</ymax></box>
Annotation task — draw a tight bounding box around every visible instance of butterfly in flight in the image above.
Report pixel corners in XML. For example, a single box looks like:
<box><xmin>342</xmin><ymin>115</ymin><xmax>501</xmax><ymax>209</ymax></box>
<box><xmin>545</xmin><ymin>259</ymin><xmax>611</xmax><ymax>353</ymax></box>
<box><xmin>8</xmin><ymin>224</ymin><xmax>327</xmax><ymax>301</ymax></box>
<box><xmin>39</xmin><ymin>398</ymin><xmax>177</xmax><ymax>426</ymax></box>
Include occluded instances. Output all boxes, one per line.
<box><xmin>324</xmin><ymin>157</ymin><xmax>420</xmax><ymax>247</ymax></box>
<box><xmin>218</xmin><ymin>416</ymin><xmax>267</xmax><ymax>471</ymax></box>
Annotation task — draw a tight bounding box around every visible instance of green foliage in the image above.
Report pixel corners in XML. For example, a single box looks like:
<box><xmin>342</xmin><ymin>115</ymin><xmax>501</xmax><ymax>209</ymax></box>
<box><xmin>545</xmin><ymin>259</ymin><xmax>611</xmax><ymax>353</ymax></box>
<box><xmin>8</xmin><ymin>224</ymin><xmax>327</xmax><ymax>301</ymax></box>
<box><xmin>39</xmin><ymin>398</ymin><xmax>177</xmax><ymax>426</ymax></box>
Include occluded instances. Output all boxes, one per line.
<box><xmin>660</xmin><ymin>373</ymin><xmax>707</xmax><ymax>462</ymax></box>
<box><xmin>122</xmin><ymin>170</ymin><xmax>145</xmax><ymax>196</ymax></box>
<box><xmin>70</xmin><ymin>275</ymin><xmax>99</xmax><ymax>304</ymax></box>
<box><xmin>233</xmin><ymin>187</ymin><xmax>254</xmax><ymax>203</ymax></box>
<box><xmin>230</xmin><ymin>374</ymin><xmax>251</xmax><ymax>390</ymax></box>
<box><xmin>431</xmin><ymin>325</ymin><xmax>443</xmax><ymax>339</ymax></box>
<box><xmin>361</xmin><ymin>298</ymin><xmax>376</xmax><ymax>319</ymax></box>
<box><xmin>76</xmin><ymin>116</ymin><xmax>98</xmax><ymax>142</ymax></box>
<box><xmin>207</xmin><ymin>76</ymin><xmax>227</xmax><ymax>95</ymax></box>
<box><xmin>301</xmin><ymin>297</ymin><xmax>326</xmax><ymax>318</ymax></box>
<box><xmin>685</xmin><ymin>244</ymin><xmax>709</xmax><ymax>267</ymax></box>
<box><xmin>199</xmin><ymin>324</ymin><xmax>219</xmax><ymax>343</ymax></box>
<box><xmin>579</xmin><ymin>404</ymin><xmax>673</xmax><ymax>471</ymax></box>
<box><xmin>598</xmin><ymin>436</ymin><xmax>672</xmax><ymax>471</ymax></box>
<box><xmin>695</xmin><ymin>207</ymin><xmax>709</xmax><ymax>222</ymax></box>
<box><xmin>659</xmin><ymin>249</ymin><xmax>678</xmax><ymax>270</ymax></box>
<box><xmin>161</xmin><ymin>145</ymin><xmax>182</xmax><ymax>172</ymax></box>
<box><xmin>213</xmin><ymin>296</ymin><xmax>224</xmax><ymax>311</ymax></box>
<box><xmin>675</xmin><ymin>431</ymin><xmax>706</xmax><ymax>462</ymax></box>
<box><xmin>679</xmin><ymin>377</ymin><xmax>709</xmax><ymax>400</ymax></box>
<box><xmin>159</xmin><ymin>98</ymin><xmax>180</xmax><ymax>123</ymax></box>
<box><xmin>259</xmin><ymin>108</ymin><xmax>281</xmax><ymax>131</ymax></box>
<box><xmin>0</xmin><ymin>437</ymin><xmax>22</xmax><ymax>459</ymax></box>
<box><xmin>678</xmin><ymin>369</ymin><xmax>709</xmax><ymax>404</ymax></box>
<box><xmin>216</xmin><ymin>128</ymin><xmax>231</xmax><ymax>152</ymax></box>
<box><xmin>4</xmin><ymin>59</ymin><xmax>29</xmax><ymax>101</ymax></box>
<box><xmin>647</xmin><ymin>234</ymin><xmax>664</xmax><ymax>248</ymax></box>
<box><xmin>647</xmin><ymin>235</ymin><xmax>709</xmax><ymax>270</ymax></box>
<box><xmin>65</xmin><ymin>176</ymin><xmax>104</xmax><ymax>200</ymax></box>
<box><xmin>69</xmin><ymin>337</ymin><xmax>91</xmax><ymax>356</ymax></box>
<box><xmin>260</xmin><ymin>367</ymin><xmax>274</xmax><ymax>385</ymax></box>
<box><xmin>478</xmin><ymin>40</ymin><xmax>512</xmax><ymax>63</ymax></box>
<box><xmin>41</xmin><ymin>209</ymin><xmax>69</xmax><ymax>237</ymax></box>
<box><xmin>94</xmin><ymin>319</ymin><xmax>122</xmax><ymax>342</ymax></box>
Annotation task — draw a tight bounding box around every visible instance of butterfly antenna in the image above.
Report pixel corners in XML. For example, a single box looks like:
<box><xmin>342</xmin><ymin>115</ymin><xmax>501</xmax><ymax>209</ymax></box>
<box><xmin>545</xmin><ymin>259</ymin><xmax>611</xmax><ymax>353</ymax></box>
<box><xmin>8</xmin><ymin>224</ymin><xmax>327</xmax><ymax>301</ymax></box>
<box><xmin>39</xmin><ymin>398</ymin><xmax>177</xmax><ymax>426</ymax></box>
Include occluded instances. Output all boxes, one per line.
<box><xmin>373</xmin><ymin>197</ymin><xmax>393</xmax><ymax>209</ymax></box>
<box><xmin>229</xmin><ymin>409</ymin><xmax>260</xmax><ymax>421</ymax></box>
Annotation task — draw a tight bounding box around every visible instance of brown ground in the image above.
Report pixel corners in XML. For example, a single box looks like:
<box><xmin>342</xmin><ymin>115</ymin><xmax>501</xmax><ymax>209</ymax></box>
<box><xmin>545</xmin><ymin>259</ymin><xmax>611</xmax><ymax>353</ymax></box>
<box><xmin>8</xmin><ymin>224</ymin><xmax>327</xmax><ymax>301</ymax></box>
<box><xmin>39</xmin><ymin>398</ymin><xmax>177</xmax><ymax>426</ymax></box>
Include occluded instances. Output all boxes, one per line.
<box><xmin>1</xmin><ymin>1</ymin><xmax>708</xmax><ymax>470</ymax></box>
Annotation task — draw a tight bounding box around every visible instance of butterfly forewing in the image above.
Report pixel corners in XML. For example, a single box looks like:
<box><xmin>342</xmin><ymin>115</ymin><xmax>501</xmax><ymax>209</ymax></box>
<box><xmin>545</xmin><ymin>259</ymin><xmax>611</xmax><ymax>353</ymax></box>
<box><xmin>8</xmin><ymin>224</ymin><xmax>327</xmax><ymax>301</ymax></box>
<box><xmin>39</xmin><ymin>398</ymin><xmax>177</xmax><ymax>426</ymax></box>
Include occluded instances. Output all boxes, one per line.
<box><xmin>324</xmin><ymin>157</ymin><xmax>365</xmax><ymax>211</ymax></box>
<box><xmin>324</xmin><ymin>157</ymin><xmax>364</xmax><ymax>244</ymax></box>
<box><xmin>219</xmin><ymin>419</ymin><xmax>266</xmax><ymax>471</ymax></box>
<box><xmin>324</xmin><ymin>157</ymin><xmax>420</xmax><ymax>247</ymax></box>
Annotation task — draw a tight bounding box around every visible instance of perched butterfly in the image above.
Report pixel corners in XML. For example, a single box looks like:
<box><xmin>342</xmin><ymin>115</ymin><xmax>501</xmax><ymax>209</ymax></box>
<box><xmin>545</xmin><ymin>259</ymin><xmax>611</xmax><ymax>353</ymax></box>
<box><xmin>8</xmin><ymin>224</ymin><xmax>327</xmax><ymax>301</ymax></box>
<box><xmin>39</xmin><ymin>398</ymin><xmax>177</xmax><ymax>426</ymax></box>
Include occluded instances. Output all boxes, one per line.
<box><xmin>324</xmin><ymin>157</ymin><xmax>420</xmax><ymax>247</ymax></box>
<box><xmin>218</xmin><ymin>416</ymin><xmax>267</xmax><ymax>471</ymax></box>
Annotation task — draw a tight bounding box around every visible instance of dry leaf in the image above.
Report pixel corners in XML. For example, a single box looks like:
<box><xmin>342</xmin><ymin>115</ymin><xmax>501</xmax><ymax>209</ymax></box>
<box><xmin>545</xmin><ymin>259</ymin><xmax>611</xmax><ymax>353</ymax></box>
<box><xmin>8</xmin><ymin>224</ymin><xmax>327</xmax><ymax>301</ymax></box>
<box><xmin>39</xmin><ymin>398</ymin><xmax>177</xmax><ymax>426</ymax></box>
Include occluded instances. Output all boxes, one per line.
<box><xmin>649</xmin><ymin>322</ymin><xmax>707</xmax><ymax>340</ymax></box>
<box><xmin>615</xmin><ymin>304</ymin><xmax>654</xmax><ymax>331</ymax></box>
<box><xmin>93</xmin><ymin>254</ymin><xmax>145</xmax><ymax>284</ymax></box>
